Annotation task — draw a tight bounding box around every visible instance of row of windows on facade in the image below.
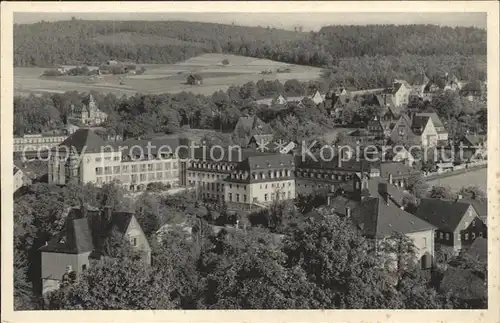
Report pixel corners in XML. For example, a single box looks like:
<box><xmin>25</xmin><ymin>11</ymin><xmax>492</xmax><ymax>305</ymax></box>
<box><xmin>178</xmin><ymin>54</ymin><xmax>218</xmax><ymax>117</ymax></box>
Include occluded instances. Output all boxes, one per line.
<box><xmin>435</xmin><ymin>229</ymin><xmax>482</xmax><ymax>241</ymax></box>
<box><xmin>229</xmin><ymin>169</ymin><xmax>293</xmax><ymax>180</ymax></box>
<box><xmin>296</xmin><ymin>180</ymin><xmax>368</xmax><ymax>190</ymax></box>
<box><xmin>296</xmin><ymin>171</ymin><xmax>354</xmax><ymax>181</ymax></box>
<box><xmin>96</xmin><ymin>172</ymin><xmax>179</xmax><ymax>184</ymax></box>
<box><xmin>95</xmin><ymin>155</ymin><xmax>176</xmax><ymax>162</ymax></box>
<box><xmin>13</xmin><ymin>142</ymin><xmax>62</xmax><ymax>151</ymax></box>
<box><xmin>190</xmin><ymin>169</ymin><xmax>342</xmax><ymax>181</ymax></box>
<box><xmin>189</xmin><ymin>170</ymin><xmax>294</xmax><ymax>182</ymax></box>
<box><xmin>189</xmin><ymin>180</ymin><xmax>293</xmax><ymax>191</ymax></box>
<box><xmin>95</xmin><ymin>162</ymin><xmax>177</xmax><ymax>175</ymax></box>
<box><xmin>14</xmin><ymin>137</ymin><xmax>66</xmax><ymax>144</ymax></box>
<box><xmin>226</xmin><ymin>191</ymin><xmax>293</xmax><ymax>203</ymax></box>
<box><xmin>187</xmin><ymin>172</ymin><xmax>225</xmax><ymax>180</ymax></box>
<box><xmin>191</xmin><ymin>162</ymin><xmax>235</xmax><ymax>171</ymax></box>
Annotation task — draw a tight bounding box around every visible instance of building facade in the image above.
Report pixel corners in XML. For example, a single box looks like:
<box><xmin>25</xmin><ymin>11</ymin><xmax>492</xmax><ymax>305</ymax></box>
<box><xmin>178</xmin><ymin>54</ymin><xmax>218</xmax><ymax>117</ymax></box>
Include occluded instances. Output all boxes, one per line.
<box><xmin>48</xmin><ymin>129</ymin><xmax>183</xmax><ymax>191</ymax></box>
<box><xmin>39</xmin><ymin>207</ymin><xmax>151</xmax><ymax>294</ymax></box>
<box><xmin>69</xmin><ymin>94</ymin><xmax>108</xmax><ymax>126</ymax></box>
<box><xmin>14</xmin><ymin>134</ymin><xmax>68</xmax><ymax>153</ymax></box>
<box><xmin>390</xmin><ymin>112</ymin><xmax>448</xmax><ymax>147</ymax></box>
<box><xmin>13</xmin><ymin>165</ymin><xmax>32</xmax><ymax>192</ymax></box>
<box><xmin>414</xmin><ymin>197</ymin><xmax>488</xmax><ymax>259</ymax></box>
<box><xmin>187</xmin><ymin>149</ymin><xmax>296</xmax><ymax>206</ymax></box>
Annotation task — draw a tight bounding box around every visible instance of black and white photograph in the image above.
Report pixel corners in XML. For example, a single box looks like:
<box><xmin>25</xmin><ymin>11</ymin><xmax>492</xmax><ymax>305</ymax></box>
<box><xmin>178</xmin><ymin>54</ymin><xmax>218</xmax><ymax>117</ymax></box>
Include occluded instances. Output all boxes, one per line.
<box><xmin>1</xmin><ymin>2</ymin><xmax>499</xmax><ymax>322</ymax></box>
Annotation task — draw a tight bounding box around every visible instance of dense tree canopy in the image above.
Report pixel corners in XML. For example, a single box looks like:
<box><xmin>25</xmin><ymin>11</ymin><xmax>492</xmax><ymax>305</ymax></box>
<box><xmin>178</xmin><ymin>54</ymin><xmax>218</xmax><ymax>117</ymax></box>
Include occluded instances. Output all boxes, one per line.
<box><xmin>15</xmin><ymin>21</ymin><xmax>485</xmax><ymax>68</ymax></box>
<box><xmin>48</xmin><ymin>258</ymin><xmax>176</xmax><ymax>310</ymax></box>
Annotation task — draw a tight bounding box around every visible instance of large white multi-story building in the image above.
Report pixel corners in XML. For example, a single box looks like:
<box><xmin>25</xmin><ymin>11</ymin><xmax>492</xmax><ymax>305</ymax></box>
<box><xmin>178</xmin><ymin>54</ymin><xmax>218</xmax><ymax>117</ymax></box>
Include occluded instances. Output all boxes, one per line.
<box><xmin>14</xmin><ymin>134</ymin><xmax>68</xmax><ymax>153</ymax></box>
<box><xmin>187</xmin><ymin>148</ymin><xmax>296</xmax><ymax>206</ymax></box>
<box><xmin>48</xmin><ymin>129</ymin><xmax>186</xmax><ymax>191</ymax></box>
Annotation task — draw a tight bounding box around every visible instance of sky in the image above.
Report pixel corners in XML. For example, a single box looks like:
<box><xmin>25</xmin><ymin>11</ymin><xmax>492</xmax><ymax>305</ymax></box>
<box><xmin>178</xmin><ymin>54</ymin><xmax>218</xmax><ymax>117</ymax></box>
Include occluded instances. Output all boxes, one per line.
<box><xmin>14</xmin><ymin>12</ymin><xmax>486</xmax><ymax>31</ymax></box>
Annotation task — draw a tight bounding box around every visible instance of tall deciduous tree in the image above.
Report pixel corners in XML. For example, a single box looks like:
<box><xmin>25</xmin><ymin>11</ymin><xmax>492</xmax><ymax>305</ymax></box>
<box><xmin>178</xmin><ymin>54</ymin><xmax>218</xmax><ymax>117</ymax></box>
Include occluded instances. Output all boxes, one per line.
<box><xmin>48</xmin><ymin>258</ymin><xmax>176</xmax><ymax>310</ymax></box>
<box><xmin>282</xmin><ymin>214</ymin><xmax>404</xmax><ymax>309</ymax></box>
<box><xmin>428</xmin><ymin>186</ymin><xmax>455</xmax><ymax>200</ymax></box>
<box><xmin>197</xmin><ymin>229</ymin><xmax>316</xmax><ymax>309</ymax></box>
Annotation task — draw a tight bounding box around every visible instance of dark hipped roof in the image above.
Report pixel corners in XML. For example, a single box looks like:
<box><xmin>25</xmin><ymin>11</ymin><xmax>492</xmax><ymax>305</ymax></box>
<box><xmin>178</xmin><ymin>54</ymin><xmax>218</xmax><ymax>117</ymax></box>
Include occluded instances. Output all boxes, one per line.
<box><xmin>55</xmin><ymin>129</ymin><xmax>109</xmax><ymax>154</ymax></box>
<box><xmin>238</xmin><ymin>153</ymin><xmax>295</xmax><ymax>171</ymax></box>
<box><xmin>463</xmin><ymin>134</ymin><xmax>487</xmax><ymax>147</ymax></box>
<box><xmin>351</xmin><ymin>197</ymin><xmax>435</xmax><ymax>238</ymax></box>
<box><xmin>39</xmin><ymin>207</ymin><xmax>135</xmax><ymax>254</ymax></box>
<box><xmin>414</xmin><ymin>198</ymin><xmax>473</xmax><ymax>231</ymax></box>
<box><xmin>39</xmin><ymin>208</ymin><xmax>98</xmax><ymax>254</ymax></box>
<box><xmin>415</xmin><ymin>112</ymin><xmax>446</xmax><ymax>131</ymax></box>
<box><xmin>13</xmin><ymin>160</ymin><xmax>47</xmax><ymax>180</ymax></box>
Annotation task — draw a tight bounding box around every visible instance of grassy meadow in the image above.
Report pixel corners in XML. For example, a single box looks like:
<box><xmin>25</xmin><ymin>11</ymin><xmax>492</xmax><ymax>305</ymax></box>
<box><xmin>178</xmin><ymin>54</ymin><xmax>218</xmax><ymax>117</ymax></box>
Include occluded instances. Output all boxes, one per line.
<box><xmin>14</xmin><ymin>53</ymin><xmax>324</xmax><ymax>97</ymax></box>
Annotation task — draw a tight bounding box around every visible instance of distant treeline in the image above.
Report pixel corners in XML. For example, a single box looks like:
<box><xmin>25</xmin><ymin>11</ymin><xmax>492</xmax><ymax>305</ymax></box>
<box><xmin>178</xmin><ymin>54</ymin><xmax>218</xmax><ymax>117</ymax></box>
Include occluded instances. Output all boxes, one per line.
<box><xmin>14</xmin><ymin>20</ymin><xmax>486</xmax><ymax>67</ymax></box>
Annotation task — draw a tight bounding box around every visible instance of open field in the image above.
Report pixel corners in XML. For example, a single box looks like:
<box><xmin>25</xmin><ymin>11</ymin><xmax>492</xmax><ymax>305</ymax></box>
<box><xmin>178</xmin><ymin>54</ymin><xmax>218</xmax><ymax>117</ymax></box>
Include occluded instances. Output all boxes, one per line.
<box><xmin>14</xmin><ymin>54</ymin><xmax>324</xmax><ymax>97</ymax></box>
<box><xmin>426</xmin><ymin>167</ymin><xmax>487</xmax><ymax>192</ymax></box>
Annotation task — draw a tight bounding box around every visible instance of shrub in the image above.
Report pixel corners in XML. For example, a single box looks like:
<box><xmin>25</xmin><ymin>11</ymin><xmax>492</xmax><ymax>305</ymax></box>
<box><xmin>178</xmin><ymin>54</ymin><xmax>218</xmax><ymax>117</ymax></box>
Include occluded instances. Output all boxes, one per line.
<box><xmin>221</xmin><ymin>59</ymin><xmax>230</xmax><ymax>65</ymax></box>
<box><xmin>146</xmin><ymin>182</ymin><xmax>170</xmax><ymax>192</ymax></box>
<box><xmin>42</xmin><ymin>69</ymin><xmax>63</xmax><ymax>77</ymax></box>
<box><xmin>135</xmin><ymin>66</ymin><xmax>146</xmax><ymax>75</ymax></box>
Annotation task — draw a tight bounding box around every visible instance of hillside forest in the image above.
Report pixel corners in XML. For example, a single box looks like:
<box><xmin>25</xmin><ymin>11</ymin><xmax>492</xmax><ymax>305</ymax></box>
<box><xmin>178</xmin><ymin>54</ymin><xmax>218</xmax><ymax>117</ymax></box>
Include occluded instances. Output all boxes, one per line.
<box><xmin>14</xmin><ymin>20</ymin><xmax>486</xmax><ymax>89</ymax></box>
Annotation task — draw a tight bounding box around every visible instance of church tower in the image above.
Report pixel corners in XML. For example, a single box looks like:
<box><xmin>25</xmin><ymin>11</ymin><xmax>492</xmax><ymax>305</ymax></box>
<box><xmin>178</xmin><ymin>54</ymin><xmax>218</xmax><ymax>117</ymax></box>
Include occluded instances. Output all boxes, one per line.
<box><xmin>88</xmin><ymin>94</ymin><xmax>97</xmax><ymax>113</ymax></box>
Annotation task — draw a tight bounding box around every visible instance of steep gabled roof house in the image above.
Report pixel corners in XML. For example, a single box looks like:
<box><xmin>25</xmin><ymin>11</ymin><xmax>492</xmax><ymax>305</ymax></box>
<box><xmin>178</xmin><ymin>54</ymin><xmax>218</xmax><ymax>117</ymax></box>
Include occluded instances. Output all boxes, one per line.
<box><xmin>390</xmin><ymin>112</ymin><xmax>448</xmax><ymax>147</ymax></box>
<box><xmin>233</xmin><ymin>115</ymin><xmax>273</xmax><ymax>146</ymax></box>
<box><xmin>351</xmin><ymin>196</ymin><xmax>435</xmax><ymax>239</ymax></box>
<box><xmin>413</xmin><ymin>197</ymin><xmax>487</xmax><ymax>256</ymax></box>
<box><xmin>326</xmin><ymin>176</ymin><xmax>436</xmax><ymax>269</ymax></box>
<box><xmin>39</xmin><ymin>206</ymin><xmax>151</xmax><ymax>294</ymax></box>
<box><xmin>460</xmin><ymin>81</ymin><xmax>483</xmax><ymax>101</ymax></box>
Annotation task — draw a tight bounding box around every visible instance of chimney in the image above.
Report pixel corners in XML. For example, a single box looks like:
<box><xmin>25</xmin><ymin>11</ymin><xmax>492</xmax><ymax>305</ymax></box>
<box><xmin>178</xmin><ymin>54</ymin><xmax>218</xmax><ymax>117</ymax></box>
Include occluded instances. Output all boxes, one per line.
<box><xmin>456</xmin><ymin>194</ymin><xmax>463</xmax><ymax>202</ymax></box>
<box><xmin>388</xmin><ymin>173</ymin><xmax>393</xmax><ymax>184</ymax></box>
<box><xmin>345</xmin><ymin>207</ymin><xmax>351</xmax><ymax>218</ymax></box>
